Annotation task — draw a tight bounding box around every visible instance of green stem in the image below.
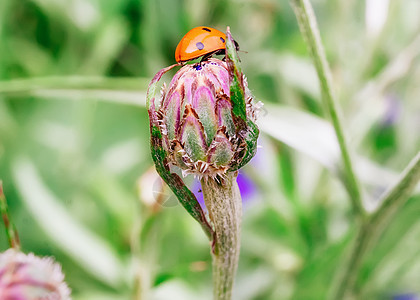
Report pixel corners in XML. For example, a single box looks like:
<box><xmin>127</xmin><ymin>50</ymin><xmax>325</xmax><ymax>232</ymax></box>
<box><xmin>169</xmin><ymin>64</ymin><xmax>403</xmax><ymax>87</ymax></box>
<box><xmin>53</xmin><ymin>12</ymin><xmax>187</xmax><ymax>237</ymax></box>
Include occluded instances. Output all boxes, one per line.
<box><xmin>0</xmin><ymin>180</ymin><xmax>21</xmax><ymax>250</ymax></box>
<box><xmin>132</xmin><ymin>212</ymin><xmax>161</xmax><ymax>300</ymax></box>
<box><xmin>370</xmin><ymin>151</ymin><xmax>420</xmax><ymax>229</ymax></box>
<box><xmin>201</xmin><ymin>172</ymin><xmax>242</xmax><ymax>300</ymax></box>
<box><xmin>331</xmin><ymin>224</ymin><xmax>369</xmax><ymax>300</ymax></box>
<box><xmin>0</xmin><ymin>76</ymin><xmax>149</xmax><ymax>106</ymax></box>
<box><xmin>290</xmin><ymin>0</ymin><xmax>365</xmax><ymax>217</ymax></box>
<box><xmin>331</xmin><ymin>152</ymin><xmax>420</xmax><ymax>299</ymax></box>
<box><xmin>0</xmin><ymin>76</ymin><xmax>149</xmax><ymax>95</ymax></box>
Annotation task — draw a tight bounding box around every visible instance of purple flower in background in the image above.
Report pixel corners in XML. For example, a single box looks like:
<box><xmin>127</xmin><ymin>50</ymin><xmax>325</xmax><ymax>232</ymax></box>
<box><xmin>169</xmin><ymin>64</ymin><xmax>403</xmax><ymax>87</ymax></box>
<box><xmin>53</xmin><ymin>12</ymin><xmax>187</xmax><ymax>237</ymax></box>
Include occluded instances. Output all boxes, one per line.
<box><xmin>393</xmin><ymin>293</ymin><xmax>419</xmax><ymax>300</ymax></box>
<box><xmin>0</xmin><ymin>249</ymin><xmax>71</xmax><ymax>300</ymax></box>
<box><xmin>193</xmin><ymin>171</ymin><xmax>258</xmax><ymax>211</ymax></box>
<box><xmin>382</xmin><ymin>94</ymin><xmax>401</xmax><ymax>127</ymax></box>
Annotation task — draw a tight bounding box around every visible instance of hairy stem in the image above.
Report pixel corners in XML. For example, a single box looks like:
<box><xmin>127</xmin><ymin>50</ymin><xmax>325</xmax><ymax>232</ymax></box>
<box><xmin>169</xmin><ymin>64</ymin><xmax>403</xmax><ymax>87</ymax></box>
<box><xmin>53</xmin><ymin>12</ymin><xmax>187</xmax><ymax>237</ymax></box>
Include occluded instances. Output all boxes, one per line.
<box><xmin>331</xmin><ymin>152</ymin><xmax>420</xmax><ymax>299</ymax></box>
<box><xmin>201</xmin><ymin>172</ymin><xmax>242</xmax><ymax>300</ymax></box>
<box><xmin>370</xmin><ymin>151</ymin><xmax>420</xmax><ymax>228</ymax></box>
<box><xmin>290</xmin><ymin>0</ymin><xmax>365</xmax><ymax>217</ymax></box>
<box><xmin>0</xmin><ymin>180</ymin><xmax>20</xmax><ymax>250</ymax></box>
<box><xmin>331</xmin><ymin>224</ymin><xmax>369</xmax><ymax>300</ymax></box>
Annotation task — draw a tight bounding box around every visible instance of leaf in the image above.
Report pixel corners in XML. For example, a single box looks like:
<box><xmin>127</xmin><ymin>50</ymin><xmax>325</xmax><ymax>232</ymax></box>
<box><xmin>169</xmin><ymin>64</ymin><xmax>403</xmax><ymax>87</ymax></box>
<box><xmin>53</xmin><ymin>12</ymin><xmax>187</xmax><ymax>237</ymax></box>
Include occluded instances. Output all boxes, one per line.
<box><xmin>259</xmin><ymin>104</ymin><xmax>420</xmax><ymax>195</ymax></box>
<box><xmin>259</xmin><ymin>104</ymin><xmax>340</xmax><ymax>171</ymax></box>
<box><xmin>225</xmin><ymin>27</ymin><xmax>246</xmax><ymax>122</ymax></box>
<box><xmin>225</xmin><ymin>27</ymin><xmax>260</xmax><ymax>171</ymax></box>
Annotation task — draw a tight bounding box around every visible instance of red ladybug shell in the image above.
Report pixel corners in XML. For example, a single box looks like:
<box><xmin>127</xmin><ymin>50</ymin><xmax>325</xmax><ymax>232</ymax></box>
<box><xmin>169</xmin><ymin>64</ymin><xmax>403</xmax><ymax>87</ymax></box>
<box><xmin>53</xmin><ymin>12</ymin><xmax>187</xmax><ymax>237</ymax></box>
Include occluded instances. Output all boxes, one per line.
<box><xmin>175</xmin><ymin>26</ymin><xmax>228</xmax><ymax>63</ymax></box>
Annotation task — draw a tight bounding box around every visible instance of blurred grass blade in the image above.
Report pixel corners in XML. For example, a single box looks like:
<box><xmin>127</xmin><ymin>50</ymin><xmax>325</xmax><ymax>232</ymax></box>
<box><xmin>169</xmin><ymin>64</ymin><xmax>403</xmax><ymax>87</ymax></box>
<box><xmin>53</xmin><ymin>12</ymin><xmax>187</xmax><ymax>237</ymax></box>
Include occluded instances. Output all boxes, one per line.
<box><xmin>0</xmin><ymin>76</ymin><xmax>148</xmax><ymax>106</ymax></box>
<box><xmin>80</xmin><ymin>18</ymin><xmax>130</xmax><ymax>74</ymax></box>
<box><xmin>33</xmin><ymin>89</ymin><xmax>146</xmax><ymax>106</ymax></box>
<box><xmin>292</xmin><ymin>232</ymin><xmax>353</xmax><ymax>299</ymax></box>
<box><xmin>371</xmin><ymin>151</ymin><xmax>420</xmax><ymax>226</ymax></box>
<box><xmin>332</xmin><ymin>152</ymin><xmax>420</xmax><ymax>299</ymax></box>
<box><xmin>290</xmin><ymin>0</ymin><xmax>364</xmax><ymax>215</ymax></box>
<box><xmin>12</xmin><ymin>158</ymin><xmax>126</xmax><ymax>287</ymax></box>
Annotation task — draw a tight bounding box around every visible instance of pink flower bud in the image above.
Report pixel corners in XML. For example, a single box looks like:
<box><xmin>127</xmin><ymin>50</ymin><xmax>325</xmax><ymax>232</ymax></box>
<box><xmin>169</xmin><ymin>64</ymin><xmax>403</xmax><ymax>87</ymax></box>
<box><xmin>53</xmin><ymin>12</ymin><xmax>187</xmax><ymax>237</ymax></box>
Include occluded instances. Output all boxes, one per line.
<box><xmin>152</xmin><ymin>58</ymin><xmax>259</xmax><ymax>178</ymax></box>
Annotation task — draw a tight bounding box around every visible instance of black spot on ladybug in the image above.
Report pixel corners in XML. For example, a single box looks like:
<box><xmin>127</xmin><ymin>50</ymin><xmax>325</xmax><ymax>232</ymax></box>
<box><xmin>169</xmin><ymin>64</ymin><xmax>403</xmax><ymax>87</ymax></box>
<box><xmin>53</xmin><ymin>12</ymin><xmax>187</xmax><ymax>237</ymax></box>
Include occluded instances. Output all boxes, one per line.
<box><xmin>196</xmin><ymin>42</ymin><xmax>204</xmax><ymax>50</ymax></box>
<box><xmin>202</xmin><ymin>27</ymin><xmax>211</xmax><ymax>32</ymax></box>
<box><xmin>220</xmin><ymin>37</ymin><xmax>225</xmax><ymax>43</ymax></box>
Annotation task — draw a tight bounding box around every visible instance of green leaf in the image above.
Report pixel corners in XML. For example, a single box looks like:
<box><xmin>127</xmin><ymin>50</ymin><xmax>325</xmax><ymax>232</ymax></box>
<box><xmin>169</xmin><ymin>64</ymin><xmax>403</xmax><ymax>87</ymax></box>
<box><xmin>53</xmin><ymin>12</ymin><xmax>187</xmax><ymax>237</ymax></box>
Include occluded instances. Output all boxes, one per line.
<box><xmin>370</xmin><ymin>151</ymin><xmax>420</xmax><ymax>231</ymax></box>
<box><xmin>259</xmin><ymin>104</ymin><xmax>420</xmax><ymax>195</ymax></box>
<box><xmin>225</xmin><ymin>27</ymin><xmax>260</xmax><ymax>172</ymax></box>
<box><xmin>260</xmin><ymin>104</ymin><xmax>340</xmax><ymax>171</ymax></box>
<box><xmin>225</xmin><ymin>27</ymin><xmax>246</xmax><ymax>123</ymax></box>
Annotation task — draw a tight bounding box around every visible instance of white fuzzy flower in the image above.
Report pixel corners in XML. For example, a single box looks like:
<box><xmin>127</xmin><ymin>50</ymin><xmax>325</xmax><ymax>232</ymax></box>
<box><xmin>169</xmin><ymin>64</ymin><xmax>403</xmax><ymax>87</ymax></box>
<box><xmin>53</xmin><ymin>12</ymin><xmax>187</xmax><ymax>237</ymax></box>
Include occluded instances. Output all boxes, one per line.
<box><xmin>0</xmin><ymin>249</ymin><xmax>71</xmax><ymax>300</ymax></box>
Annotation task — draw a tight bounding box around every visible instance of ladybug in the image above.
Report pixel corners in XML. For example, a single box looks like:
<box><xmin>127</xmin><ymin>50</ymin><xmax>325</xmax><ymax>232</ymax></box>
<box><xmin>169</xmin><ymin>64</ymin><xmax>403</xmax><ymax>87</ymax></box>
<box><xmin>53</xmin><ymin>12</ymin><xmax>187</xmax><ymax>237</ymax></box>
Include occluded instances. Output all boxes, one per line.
<box><xmin>175</xmin><ymin>26</ymin><xmax>239</xmax><ymax>63</ymax></box>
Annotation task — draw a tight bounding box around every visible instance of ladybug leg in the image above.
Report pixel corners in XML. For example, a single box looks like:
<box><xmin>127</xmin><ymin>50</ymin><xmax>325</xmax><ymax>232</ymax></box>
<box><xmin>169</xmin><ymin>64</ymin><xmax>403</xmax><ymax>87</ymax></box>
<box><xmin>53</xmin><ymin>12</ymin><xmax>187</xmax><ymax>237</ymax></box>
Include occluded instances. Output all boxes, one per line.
<box><xmin>200</xmin><ymin>51</ymin><xmax>216</xmax><ymax>64</ymax></box>
<box><xmin>233</xmin><ymin>40</ymin><xmax>240</xmax><ymax>51</ymax></box>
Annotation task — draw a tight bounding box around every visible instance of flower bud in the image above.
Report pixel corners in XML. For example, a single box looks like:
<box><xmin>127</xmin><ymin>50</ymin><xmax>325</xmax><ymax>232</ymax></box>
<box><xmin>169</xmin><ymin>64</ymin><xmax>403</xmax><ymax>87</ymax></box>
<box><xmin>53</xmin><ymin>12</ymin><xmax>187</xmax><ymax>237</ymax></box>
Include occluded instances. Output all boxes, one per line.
<box><xmin>0</xmin><ymin>249</ymin><xmax>71</xmax><ymax>300</ymax></box>
<box><xmin>151</xmin><ymin>58</ymin><xmax>259</xmax><ymax>178</ymax></box>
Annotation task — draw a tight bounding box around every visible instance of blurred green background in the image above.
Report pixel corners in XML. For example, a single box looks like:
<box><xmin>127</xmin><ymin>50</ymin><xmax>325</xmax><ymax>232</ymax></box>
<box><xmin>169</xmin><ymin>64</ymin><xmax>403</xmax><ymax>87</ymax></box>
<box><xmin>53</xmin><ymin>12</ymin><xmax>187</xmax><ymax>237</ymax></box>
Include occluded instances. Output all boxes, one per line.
<box><xmin>0</xmin><ymin>0</ymin><xmax>420</xmax><ymax>299</ymax></box>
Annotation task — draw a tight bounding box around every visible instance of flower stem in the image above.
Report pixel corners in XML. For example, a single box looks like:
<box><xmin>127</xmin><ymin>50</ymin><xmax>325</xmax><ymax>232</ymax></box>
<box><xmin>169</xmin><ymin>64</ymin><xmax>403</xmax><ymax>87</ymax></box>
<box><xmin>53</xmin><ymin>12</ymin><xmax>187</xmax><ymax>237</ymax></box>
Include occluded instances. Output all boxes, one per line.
<box><xmin>0</xmin><ymin>180</ymin><xmax>21</xmax><ymax>250</ymax></box>
<box><xmin>0</xmin><ymin>76</ymin><xmax>149</xmax><ymax>95</ymax></box>
<box><xmin>0</xmin><ymin>76</ymin><xmax>149</xmax><ymax>106</ymax></box>
<box><xmin>201</xmin><ymin>172</ymin><xmax>242</xmax><ymax>300</ymax></box>
<box><xmin>331</xmin><ymin>151</ymin><xmax>420</xmax><ymax>299</ymax></box>
<box><xmin>331</xmin><ymin>224</ymin><xmax>369</xmax><ymax>300</ymax></box>
<box><xmin>290</xmin><ymin>0</ymin><xmax>365</xmax><ymax>217</ymax></box>
<box><xmin>370</xmin><ymin>151</ymin><xmax>420</xmax><ymax>228</ymax></box>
